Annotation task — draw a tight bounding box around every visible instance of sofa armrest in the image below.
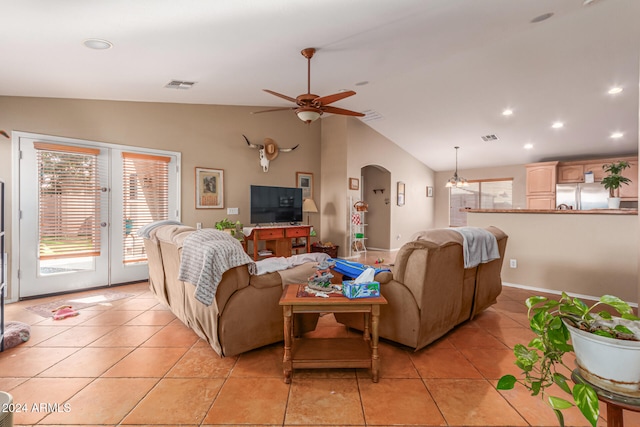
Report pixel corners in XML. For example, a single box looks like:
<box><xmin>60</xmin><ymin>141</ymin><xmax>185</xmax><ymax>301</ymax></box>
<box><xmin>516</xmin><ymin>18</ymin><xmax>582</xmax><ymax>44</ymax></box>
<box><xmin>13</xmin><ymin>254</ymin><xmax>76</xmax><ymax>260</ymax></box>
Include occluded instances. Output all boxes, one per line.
<box><xmin>374</xmin><ymin>271</ymin><xmax>393</xmax><ymax>284</ymax></box>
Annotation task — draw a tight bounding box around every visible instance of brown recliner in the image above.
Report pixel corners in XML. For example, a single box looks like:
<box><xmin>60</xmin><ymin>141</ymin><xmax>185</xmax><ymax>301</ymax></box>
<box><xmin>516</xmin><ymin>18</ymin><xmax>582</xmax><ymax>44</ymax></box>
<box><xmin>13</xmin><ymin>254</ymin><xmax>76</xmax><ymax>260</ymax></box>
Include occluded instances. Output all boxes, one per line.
<box><xmin>335</xmin><ymin>226</ymin><xmax>507</xmax><ymax>351</ymax></box>
<box><xmin>143</xmin><ymin>224</ymin><xmax>319</xmax><ymax>357</ymax></box>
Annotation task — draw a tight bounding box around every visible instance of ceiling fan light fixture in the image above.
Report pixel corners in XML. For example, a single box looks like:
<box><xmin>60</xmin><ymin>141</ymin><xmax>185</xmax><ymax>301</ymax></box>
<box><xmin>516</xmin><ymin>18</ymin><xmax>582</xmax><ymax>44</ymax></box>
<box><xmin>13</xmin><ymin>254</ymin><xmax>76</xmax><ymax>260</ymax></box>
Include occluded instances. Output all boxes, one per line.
<box><xmin>296</xmin><ymin>108</ymin><xmax>321</xmax><ymax>123</ymax></box>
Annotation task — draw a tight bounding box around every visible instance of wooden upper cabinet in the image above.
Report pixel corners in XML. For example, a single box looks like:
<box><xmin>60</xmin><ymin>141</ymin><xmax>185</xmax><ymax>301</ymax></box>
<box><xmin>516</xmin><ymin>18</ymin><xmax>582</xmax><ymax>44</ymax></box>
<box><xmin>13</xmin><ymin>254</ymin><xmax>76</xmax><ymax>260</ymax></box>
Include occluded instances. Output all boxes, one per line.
<box><xmin>526</xmin><ymin>162</ymin><xmax>558</xmax><ymax>195</ymax></box>
<box><xmin>620</xmin><ymin>160</ymin><xmax>638</xmax><ymax>199</ymax></box>
<box><xmin>557</xmin><ymin>164</ymin><xmax>585</xmax><ymax>183</ymax></box>
<box><xmin>583</xmin><ymin>162</ymin><xmax>607</xmax><ymax>182</ymax></box>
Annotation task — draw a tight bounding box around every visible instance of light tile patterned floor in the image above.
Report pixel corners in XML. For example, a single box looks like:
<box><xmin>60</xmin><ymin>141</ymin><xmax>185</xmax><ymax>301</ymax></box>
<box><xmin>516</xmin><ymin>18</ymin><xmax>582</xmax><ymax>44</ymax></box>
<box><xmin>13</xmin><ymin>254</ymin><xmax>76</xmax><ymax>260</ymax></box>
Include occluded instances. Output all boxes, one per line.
<box><xmin>1</xmin><ymin>250</ymin><xmax>639</xmax><ymax>426</ymax></box>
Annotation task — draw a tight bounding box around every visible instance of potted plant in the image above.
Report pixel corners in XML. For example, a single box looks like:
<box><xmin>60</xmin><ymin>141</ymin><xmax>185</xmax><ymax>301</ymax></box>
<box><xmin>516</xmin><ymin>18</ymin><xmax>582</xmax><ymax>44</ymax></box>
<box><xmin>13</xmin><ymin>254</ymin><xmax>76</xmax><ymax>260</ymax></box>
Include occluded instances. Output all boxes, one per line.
<box><xmin>497</xmin><ymin>293</ymin><xmax>640</xmax><ymax>427</ymax></box>
<box><xmin>600</xmin><ymin>161</ymin><xmax>631</xmax><ymax>208</ymax></box>
<box><xmin>214</xmin><ymin>218</ymin><xmax>243</xmax><ymax>239</ymax></box>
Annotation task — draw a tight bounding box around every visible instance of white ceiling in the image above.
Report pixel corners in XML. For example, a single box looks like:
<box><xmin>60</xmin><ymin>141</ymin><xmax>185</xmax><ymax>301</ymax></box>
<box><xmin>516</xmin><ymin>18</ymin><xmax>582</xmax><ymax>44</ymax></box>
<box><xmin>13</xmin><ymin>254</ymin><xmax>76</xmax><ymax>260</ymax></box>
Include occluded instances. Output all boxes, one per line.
<box><xmin>1</xmin><ymin>0</ymin><xmax>638</xmax><ymax>171</ymax></box>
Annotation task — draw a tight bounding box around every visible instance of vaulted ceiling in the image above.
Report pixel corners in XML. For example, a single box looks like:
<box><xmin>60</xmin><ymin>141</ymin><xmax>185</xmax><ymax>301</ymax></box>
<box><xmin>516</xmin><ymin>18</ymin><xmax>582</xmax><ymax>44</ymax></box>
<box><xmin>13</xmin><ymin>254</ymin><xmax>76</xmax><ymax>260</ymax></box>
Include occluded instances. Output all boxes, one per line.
<box><xmin>1</xmin><ymin>0</ymin><xmax>638</xmax><ymax>171</ymax></box>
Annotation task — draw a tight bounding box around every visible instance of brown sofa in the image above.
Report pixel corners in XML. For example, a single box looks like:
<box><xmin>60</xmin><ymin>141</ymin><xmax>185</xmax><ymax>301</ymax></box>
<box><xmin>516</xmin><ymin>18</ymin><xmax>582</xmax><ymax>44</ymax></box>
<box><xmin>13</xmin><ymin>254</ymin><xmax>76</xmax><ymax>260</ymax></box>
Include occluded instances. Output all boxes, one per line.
<box><xmin>143</xmin><ymin>224</ymin><xmax>319</xmax><ymax>357</ymax></box>
<box><xmin>335</xmin><ymin>226</ymin><xmax>508</xmax><ymax>351</ymax></box>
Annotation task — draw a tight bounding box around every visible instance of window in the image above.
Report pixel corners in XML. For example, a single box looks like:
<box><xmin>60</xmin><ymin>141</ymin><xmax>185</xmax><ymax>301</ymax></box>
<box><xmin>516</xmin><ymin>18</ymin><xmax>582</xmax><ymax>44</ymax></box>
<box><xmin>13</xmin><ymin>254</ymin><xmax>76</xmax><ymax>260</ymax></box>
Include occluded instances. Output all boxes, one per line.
<box><xmin>122</xmin><ymin>152</ymin><xmax>170</xmax><ymax>264</ymax></box>
<box><xmin>35</xmin><ymin>143</ymin><xmax>102</xmax><ymax>259</ymax></box>
<box><xmin>449</xmin><ymin>178</ymin><xmax>513</xmax><ymax>226</ymax></box>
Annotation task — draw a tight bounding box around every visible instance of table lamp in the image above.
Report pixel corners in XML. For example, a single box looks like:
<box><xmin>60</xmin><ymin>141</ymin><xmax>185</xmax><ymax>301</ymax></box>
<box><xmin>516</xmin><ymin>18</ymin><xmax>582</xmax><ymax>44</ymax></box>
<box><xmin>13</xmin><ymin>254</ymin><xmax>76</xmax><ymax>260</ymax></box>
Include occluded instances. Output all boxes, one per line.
<box><xmin>302</xmin><ymin>198</ymin><xmax>318</xmax><ymax>225</ymax></box>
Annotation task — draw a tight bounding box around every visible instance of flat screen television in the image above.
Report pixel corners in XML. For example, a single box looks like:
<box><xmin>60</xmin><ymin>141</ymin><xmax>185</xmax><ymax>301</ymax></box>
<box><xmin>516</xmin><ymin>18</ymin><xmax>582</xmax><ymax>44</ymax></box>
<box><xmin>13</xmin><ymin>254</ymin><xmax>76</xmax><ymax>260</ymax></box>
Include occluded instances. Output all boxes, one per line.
<box><xmin>250</xmin><ymin>185</ymin><xmax>303</xmax><ymax>225</ymax></box>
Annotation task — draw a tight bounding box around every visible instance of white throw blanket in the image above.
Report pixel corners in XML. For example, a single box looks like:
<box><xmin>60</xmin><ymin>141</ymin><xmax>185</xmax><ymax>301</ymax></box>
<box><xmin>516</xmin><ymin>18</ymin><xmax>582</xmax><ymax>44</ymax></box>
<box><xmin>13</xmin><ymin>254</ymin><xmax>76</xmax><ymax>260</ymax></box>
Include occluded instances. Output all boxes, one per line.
<box><xmin>137</xmin><ymin>220</ymin><xmax>183</xmax><ymax>239</ymax></box>
<box><xmin>178</xmin><ymin>229</ymin><xmax>256</xmax><ymax>306</ymax></box>
<box><xmin>254</xmin><ymin>252</ymin><xmax>330</xmax><ymax>275</ymax></box>
<box><xmin>450</xmin><ymin>227</ymin><xmax>500</xmax><ymax>268</ymax></box>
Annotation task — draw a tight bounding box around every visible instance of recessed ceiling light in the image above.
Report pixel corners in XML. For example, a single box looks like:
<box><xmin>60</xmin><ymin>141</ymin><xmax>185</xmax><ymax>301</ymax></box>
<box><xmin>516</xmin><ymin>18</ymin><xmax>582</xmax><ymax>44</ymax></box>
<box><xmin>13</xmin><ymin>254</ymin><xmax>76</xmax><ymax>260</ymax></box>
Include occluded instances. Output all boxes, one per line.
<box><xmin>83</xmin><ymin>38</ymin><xmax>113</xmax><ymax>50</ymax></box>
<box><xmin>524</xmin><ymin>143</ymin><xmax>534</xmax><ymax>150</ymax></box>
<box><xmin>608</xmin><ymin>87</ymin><xmax>623</xmax><ymax>95</ymax></box>
<box><xmin>611</xmin><ymin>132</ymin><xmax>624</xmax><ymax>139</ymax></box>
<box><xmin>530</xmin><ymin>12</ymin><xmax>553</xmax><ymax>24</ymax></box>
<box><xmin>552</xmin><ymin>121</ymin><xmax>564</xmax><ymax>129</ymax></box>
<box><xmin>355</xmin><ymin>81</ymin><xmax>369</xmax><ymax>86</ymax></box>
<box><xmin>502</xmin><ymin>109</ymin><xmax>513</xmax><ymax>116</ymax></box>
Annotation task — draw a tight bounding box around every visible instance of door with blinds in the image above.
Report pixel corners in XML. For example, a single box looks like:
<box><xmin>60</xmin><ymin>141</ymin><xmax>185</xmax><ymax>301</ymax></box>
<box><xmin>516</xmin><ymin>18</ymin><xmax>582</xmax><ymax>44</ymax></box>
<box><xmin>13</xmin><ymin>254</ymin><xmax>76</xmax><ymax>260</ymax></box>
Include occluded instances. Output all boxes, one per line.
<box><xmin>18</xmin><ymin>135</ymin><xmax>179</xmax><ymax>298</ymax></box>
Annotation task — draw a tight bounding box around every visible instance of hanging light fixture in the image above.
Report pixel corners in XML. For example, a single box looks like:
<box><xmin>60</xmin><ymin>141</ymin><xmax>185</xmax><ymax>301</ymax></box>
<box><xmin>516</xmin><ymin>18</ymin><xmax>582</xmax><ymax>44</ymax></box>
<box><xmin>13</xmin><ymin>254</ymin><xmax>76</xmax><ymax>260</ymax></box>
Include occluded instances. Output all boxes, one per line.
<box><xmin>445</xmin><ymin>146</ymin><xmax>469</xmax><ymax>188</ymax></box>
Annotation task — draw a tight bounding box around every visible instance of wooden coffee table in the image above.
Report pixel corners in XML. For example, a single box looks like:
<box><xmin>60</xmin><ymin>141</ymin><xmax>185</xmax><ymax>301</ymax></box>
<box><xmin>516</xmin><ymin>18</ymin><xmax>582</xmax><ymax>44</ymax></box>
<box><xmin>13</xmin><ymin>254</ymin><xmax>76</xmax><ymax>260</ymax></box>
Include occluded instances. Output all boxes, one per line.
<box><xmin>279</xmin><ymin>284</ymin><xmax>387</xmax><ymax>383</ymax></box>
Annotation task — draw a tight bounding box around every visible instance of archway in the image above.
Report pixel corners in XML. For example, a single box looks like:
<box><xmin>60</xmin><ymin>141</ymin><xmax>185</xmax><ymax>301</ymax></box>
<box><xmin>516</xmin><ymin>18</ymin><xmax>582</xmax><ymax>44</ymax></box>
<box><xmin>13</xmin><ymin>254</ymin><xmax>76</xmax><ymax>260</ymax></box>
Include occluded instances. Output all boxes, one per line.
<box><xmin>361</xmin><ymin>164</ymin><xmax>391</xmax><ymax>250</ymax></box>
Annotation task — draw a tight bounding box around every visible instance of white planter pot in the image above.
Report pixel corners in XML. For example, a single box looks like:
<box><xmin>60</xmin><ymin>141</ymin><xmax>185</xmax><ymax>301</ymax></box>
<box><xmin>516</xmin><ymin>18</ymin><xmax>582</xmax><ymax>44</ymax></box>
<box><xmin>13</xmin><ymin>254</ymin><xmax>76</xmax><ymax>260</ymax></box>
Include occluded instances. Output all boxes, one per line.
<box><xmin>608</xmin><ymin>197</ymin><xmax>621</xmax><ymax>209</ymax></box>
<box><xmin>566</xmin><ymin>322</ymin><xmax>640</xmax><ymax>397</ymax></box>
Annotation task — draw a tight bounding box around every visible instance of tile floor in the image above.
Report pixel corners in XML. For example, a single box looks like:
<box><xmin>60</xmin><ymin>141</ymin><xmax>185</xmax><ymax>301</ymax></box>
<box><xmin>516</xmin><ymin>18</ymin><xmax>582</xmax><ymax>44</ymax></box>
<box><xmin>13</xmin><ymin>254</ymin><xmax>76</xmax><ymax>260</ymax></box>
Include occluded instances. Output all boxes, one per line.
<box><xmin>1</xmin><ymin>250</ymin><xmax>639</xmax><ymax>426</ymax></box>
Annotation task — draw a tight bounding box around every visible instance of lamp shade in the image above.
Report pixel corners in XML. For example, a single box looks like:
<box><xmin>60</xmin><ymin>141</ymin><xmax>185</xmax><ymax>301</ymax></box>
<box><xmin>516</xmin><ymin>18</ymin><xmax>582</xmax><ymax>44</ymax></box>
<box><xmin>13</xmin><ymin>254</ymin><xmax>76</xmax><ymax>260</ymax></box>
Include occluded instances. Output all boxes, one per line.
<box><xmin>296</xmin><ymin>108</ymin><xmax>321</xmax><ymax>123</ymax></box>
<box><xmin>303</xmin><ymin>198</ymin><xmax>318</xmax><ymax>213</ymax></box>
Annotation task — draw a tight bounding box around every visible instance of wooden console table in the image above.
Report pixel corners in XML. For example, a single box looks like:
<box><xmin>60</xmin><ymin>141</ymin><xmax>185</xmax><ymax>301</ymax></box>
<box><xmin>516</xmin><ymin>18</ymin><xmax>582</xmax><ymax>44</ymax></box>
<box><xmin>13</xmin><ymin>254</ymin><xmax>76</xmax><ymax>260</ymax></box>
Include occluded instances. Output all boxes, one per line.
<box><xmin>279</xmin><ymin>284</ymin><xmax>387</xmax><ymax>383</ymax></box>
<box><xmin>243</xmin><ymin>225</ymin><xmax>311</xmax><ymax>260</ymax></box>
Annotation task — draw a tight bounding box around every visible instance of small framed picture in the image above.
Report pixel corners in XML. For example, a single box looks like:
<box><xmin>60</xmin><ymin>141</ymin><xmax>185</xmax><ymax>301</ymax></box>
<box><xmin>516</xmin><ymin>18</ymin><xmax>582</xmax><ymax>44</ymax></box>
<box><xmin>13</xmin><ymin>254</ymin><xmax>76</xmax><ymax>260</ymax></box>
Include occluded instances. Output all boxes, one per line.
<box><xmin>427</xmin><ymin>186</ymin><xmax>433</xmax><ymax>197</ymax></box>
<box><xmin>195</xmin><ymin>167</ymin><xmax>224</xmax><ymax>209</ymax></box>
<box><xmin>397</xmin><ymin>181</ymin><xmax>405</xmax><ymax>206</ymax></box>
<box><xmin>296</xmin><ymin>171</ymin><xmax>313</xmax><ymax>199</ymax></box>
<box><xmin>349</xmin><ymin>177</ymin><xmax>360</xmax><ymax>190</ymax></box>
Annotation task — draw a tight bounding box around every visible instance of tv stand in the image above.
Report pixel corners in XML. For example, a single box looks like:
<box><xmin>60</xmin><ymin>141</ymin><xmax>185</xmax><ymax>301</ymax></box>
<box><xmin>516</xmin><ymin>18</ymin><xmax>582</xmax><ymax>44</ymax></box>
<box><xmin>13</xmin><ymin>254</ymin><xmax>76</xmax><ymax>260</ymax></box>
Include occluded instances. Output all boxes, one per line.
<box><xmin>243</xmin><ymin>225</ymin><xmax>311</xmax><ymax>261</ymax></box>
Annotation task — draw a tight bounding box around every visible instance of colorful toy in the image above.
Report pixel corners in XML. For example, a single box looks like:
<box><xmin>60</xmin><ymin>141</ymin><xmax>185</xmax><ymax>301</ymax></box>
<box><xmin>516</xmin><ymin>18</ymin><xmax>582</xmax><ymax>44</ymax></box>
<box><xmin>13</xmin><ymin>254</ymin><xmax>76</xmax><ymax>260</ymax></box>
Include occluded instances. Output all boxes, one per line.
<box><xmin>307</xmin><ymin>259</ymin><xmax>337</xmax><ymax>292</ymax></box>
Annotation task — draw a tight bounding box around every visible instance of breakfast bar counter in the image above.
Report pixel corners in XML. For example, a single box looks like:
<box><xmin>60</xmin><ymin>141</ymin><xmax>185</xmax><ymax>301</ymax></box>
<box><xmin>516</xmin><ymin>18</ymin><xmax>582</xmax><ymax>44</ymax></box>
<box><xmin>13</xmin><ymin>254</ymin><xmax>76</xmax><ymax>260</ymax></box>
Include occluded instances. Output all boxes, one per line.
<box><xmin>465</xmin><ymin>209</ymin><xmax>638</xmax><ymax>304</ymax></box>
<box><xmin>465</xmin><ymin>208</ymin><xmax>637</xmax><ymax>215</ymax></box>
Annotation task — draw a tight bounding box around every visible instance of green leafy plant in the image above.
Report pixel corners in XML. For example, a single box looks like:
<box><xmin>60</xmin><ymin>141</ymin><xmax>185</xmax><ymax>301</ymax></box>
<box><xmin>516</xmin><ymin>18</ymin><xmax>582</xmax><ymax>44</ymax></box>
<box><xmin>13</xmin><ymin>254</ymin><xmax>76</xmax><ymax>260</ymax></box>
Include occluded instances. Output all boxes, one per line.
<box><xmin>214</xmin><ymin>218</ymin><xmax>236</xmax><ymax>230</ymax></box>
<box><xmin>497</xmin><ymin>293</ymin><xmax>639</xmax><ymax>427</ymax></box>
<box><xmin>600</xmin><ymin>161</ymin><xmax>631</xmax><ymax>198</ymax></box>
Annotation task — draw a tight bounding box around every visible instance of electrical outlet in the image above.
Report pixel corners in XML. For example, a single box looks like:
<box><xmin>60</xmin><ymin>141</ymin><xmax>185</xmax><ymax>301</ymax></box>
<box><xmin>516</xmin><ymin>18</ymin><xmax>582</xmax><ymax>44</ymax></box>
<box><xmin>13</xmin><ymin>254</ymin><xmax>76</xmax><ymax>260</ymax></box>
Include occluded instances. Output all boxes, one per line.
<box><xmin>509</xmin><ymin>259</ymin><xmax>517</xmax><ymax>268</ymax></box>
<box><xmin>227</xmin><ymin>207</ymin><xmax>239</xmax><ymax>215</ymax></box>
<box><xmin>196</xmin><ymin>222</ymin><xmax>202</xmax><ymax>230</ymax></box>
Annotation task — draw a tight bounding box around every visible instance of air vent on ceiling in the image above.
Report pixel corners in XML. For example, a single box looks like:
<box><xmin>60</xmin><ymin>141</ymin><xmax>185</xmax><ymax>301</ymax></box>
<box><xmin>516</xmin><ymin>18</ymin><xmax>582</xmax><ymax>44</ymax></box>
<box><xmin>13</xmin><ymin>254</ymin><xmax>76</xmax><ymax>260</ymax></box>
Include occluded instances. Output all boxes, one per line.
<box><xmin>165</xmin><ymin>80</ymin><xmax>196</xmax><ymax>89</ymax></box>
<box><xmin>481</xmin><ymin>134</ymin><xmax>499</xmax><ymax>142</ymax></box>
<box><xmin>360</xmin><ymin>109</ymin><xmax>384</xmax><ymax>122</ymax></box>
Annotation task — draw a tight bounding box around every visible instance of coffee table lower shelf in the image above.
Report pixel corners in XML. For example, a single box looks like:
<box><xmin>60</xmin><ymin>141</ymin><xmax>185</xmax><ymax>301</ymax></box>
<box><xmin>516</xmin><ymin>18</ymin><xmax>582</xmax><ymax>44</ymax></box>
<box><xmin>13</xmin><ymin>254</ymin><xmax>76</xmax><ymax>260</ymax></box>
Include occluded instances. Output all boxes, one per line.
<box><xmin>289</xmin><ymin>337</ymin><xmax>373</xmax><ymax>370</ymax></box>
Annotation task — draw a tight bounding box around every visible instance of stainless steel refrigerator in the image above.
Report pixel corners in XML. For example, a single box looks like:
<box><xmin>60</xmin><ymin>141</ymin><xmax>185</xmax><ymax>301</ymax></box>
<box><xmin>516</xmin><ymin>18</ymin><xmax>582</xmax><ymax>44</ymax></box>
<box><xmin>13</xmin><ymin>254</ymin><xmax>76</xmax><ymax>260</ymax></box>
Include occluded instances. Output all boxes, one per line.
<box><xmin>556</xmin><ymin>183</ymin><xmax>609</xmax><ymax>210</ymax></box>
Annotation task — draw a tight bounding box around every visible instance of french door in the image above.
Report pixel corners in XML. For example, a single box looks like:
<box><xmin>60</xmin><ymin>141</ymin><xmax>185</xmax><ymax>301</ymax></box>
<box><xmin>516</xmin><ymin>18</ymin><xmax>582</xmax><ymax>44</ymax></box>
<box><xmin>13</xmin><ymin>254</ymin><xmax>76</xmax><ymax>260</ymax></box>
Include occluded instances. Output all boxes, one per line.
<box><xmin>16</xmin><ymin>133</ymin><xmax>179</xmax><ymax>298</ymax></box>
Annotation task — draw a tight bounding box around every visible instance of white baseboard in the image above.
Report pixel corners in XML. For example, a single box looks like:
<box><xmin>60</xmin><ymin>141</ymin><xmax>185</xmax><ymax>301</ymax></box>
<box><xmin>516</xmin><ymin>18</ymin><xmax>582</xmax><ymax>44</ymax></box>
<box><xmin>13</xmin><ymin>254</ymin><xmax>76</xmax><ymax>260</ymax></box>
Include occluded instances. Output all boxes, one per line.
<box><xmin>502</xmin><ymin>282</ymin><xmax>638</xmax><ymax>308</ymax></box>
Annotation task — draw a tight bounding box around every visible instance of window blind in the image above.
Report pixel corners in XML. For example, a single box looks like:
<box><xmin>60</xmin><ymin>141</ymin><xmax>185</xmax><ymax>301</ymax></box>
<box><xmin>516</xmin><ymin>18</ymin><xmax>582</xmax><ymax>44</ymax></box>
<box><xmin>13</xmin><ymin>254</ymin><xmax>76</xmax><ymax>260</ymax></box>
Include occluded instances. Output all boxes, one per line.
<box><xmin>35</xmin><ymin>142</ymin><xmax>101</xmax><ymax>260</ymax></box>
<box><xmin>122</xmin><ymin>152</ymin><xmax>170</xmax><ymax>264</ymax></box>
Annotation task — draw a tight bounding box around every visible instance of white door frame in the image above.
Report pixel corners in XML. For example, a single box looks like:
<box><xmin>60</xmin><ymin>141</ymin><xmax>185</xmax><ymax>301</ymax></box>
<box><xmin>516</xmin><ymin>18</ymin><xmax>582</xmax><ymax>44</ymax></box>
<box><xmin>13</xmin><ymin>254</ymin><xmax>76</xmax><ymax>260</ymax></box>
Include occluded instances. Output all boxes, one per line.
<box><xmin>10</xmin><ymin>131</ymin><xmax>181</xmax><ymax>300</ymax></box>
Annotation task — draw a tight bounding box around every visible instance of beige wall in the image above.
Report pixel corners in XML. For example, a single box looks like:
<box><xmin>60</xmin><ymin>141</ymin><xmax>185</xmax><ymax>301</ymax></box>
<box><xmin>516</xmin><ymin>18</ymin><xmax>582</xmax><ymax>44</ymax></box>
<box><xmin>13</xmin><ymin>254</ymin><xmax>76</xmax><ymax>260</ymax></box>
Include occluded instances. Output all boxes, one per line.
<box><xmin>345</xmin><ymin>118</ymin><xmax>435</xmax><ymax>249</ymax></box>
<box><xmin>468</xmin><ymin>212</ymin><xmax>638</xmax><ymax>302</ymax></box>
<box><xmin>434</xmin><ymin>164</ymin><xmax>527</xmax><ymax>228</ymax></box>
<box><xmin>0</xmin><ymin>96</ymin><xmax>322</xmax><ymax>297</ymax></box>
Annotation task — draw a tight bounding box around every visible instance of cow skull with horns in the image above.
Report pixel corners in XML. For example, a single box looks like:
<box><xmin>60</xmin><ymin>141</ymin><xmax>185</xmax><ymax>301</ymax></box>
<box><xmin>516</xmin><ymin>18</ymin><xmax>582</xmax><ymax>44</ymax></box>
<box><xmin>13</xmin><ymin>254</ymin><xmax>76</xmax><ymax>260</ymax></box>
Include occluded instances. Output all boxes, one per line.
<box><xmin>243</xmin><ymin>134</ymin><xmax>299</xmax><ymax>172</ymax></box>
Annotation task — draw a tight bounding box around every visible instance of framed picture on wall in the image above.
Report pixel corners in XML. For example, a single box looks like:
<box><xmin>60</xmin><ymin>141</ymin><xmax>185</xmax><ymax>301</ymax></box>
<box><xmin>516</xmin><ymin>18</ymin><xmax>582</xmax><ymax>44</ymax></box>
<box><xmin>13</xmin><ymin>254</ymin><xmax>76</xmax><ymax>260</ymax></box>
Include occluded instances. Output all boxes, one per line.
<box><xmin>349</xmin><ymin>177</ymin><xmax>359</xmax><ymax>190</ymax></box>
<box><xmin>427</xmin><ymin>186</ymin><xmax>433</xmax><ymax>197</ymax></box>
<box><xmin>296</xmin><ymin>171</ymin><xmax>313</xmax><ymax>199</ymax></box>
<box><xmin>195</xmin><ymin>167</ymin><xmax>224</xmax><ymax>209</ymax></box>
<box><xmin>397</xmin><ymin>181</ymin><xmax>405</xmax><ymax>206</ymax></box>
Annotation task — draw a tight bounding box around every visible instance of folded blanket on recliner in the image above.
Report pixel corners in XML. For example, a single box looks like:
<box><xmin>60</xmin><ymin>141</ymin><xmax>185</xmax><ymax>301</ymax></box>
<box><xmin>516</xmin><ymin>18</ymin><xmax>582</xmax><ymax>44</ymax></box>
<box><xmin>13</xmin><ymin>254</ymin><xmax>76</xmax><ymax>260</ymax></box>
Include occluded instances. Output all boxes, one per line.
<box><xmin>137</xmin><ymin>219</ymin><xmax>183</xmax><ymax>239</ymax></box>
<box><xmin>450</xmin><ymin>227</ymin><xmax>500</xmax><ymax>268</ymax></box>
<box><xmin>178</xmin><ymin>229</ymin><xmax>256</xmax><ymax>306</ymax></box>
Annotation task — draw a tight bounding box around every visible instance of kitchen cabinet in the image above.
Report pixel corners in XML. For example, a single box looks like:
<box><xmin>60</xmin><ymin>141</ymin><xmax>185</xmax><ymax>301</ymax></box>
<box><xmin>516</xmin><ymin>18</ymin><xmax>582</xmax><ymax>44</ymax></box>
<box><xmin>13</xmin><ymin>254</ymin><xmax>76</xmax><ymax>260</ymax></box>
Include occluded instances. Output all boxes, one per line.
<box><xmin>526</xmin><ymin>162</ymin><xmax>558</xmax><ymax>209</ymax></box>
<box><xmin>583</xmin><ymin>162</ymin><xmax>607</xmax><ymax>182</ymax></box>
<box><xmin>557</xmin><ymin>164</ymin><xmax>584</xmax><ymax>183</ymax></box>
<box><xmin>526</xmin><ymin>162</ymin><xmax>558</xmax><ymax>194</ymax></box>
<box><xmin>527</xmin><ymin>195</ymin><xmax>557</xmax><ymax>210</ymax></box>
<box><xmin>620</xmin><ymin>160</ymin><xmax>638</xmax><ymax>200</ymax></box>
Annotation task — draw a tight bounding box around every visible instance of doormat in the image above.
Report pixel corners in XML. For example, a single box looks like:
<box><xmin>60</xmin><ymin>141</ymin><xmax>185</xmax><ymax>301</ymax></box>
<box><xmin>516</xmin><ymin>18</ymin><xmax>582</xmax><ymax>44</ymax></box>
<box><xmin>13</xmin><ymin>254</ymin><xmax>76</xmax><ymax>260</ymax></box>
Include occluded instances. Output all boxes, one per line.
<box><xmin>25</xmin><ymin>290</ymin><xmax>134</xmax><ymax>318</ymax></box>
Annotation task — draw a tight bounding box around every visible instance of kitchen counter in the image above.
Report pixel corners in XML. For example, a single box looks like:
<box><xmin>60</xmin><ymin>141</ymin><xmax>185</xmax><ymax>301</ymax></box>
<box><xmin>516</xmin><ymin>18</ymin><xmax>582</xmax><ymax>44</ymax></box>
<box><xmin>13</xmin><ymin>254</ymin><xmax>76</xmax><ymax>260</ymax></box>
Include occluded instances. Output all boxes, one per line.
<box><xmin>465</xmin><ymin>208</ymin><xmax>637</xmax><ymax>215</ymax></box>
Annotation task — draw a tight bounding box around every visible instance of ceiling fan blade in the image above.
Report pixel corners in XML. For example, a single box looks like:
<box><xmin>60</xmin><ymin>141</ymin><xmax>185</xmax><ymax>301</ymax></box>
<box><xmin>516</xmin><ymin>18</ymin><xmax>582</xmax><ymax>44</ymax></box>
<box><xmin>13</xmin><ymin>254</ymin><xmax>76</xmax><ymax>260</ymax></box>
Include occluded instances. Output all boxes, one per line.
<box><xmin>263</xmin><ymin>89</ymin><xmax>297</xmax><ymax>103</ymax></box>
<box><xmin>251</xmin><ymin>107</ymin><xmax>296</xmax><ymax>114</ymax></box>
<box><xmin>315</xmin><ymin>90</ymin><xmax>356</xmax><ymax>106</ymax></box>
<box><xmin>321</xmin><ymin>105</ymin><xmax>365</xmax><ymax>117</ymax></box>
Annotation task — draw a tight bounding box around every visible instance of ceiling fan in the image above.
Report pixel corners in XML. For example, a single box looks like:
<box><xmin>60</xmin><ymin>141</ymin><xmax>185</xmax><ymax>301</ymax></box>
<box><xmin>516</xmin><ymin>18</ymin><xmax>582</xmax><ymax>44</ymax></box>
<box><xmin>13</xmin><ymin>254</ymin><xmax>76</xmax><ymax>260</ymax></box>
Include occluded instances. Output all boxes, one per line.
<box><xmin>254</xmin><ymin>47</ymin><xmax>365</xmax><ymax>123</ymax></box>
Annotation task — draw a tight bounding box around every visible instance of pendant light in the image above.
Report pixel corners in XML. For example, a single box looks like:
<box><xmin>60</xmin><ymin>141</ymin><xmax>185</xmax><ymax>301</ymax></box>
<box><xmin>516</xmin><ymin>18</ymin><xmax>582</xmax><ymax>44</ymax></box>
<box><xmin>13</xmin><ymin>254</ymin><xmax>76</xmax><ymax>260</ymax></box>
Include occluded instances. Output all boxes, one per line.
<box><xmin>445</xmin><ymin>146</ymin><xmax>469</xmax><ymax>188</ymax></box>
